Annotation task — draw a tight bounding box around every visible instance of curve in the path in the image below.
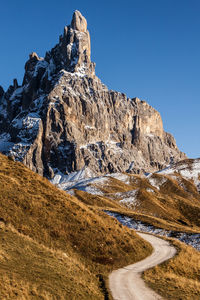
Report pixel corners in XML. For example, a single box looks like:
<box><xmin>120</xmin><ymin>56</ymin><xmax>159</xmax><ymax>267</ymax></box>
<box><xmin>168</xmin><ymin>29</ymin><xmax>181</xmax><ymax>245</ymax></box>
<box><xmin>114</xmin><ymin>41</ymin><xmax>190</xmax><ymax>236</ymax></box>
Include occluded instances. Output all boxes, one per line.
<box><xmin>109</xmin><ymin>232</ymin><xmax>176</xmax><ymax>300</ymax></box>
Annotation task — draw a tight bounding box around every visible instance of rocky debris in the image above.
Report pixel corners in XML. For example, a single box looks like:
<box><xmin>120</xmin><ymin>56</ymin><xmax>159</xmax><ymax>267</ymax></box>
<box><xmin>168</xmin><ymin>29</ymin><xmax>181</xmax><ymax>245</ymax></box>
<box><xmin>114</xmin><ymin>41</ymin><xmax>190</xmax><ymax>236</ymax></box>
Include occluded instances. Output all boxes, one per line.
<box><xmin>0</xmin><ymin>11</ymin><xmax>186</xmax><ymax>178</ymax></box>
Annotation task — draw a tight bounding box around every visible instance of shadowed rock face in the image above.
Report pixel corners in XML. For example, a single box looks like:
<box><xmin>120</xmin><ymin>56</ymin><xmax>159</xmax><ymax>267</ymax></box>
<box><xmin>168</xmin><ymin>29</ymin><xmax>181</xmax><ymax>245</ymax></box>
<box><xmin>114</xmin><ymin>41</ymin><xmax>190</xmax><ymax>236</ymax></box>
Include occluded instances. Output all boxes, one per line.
<box><xmin>0</xmin><ymin>11</ymin><xmax>186</xmax><ymax>177</ymax></box>
<box><xmin>0</xmin><ymin>86</ymin><xmax>4</xmax><ymax>99</ymax></box>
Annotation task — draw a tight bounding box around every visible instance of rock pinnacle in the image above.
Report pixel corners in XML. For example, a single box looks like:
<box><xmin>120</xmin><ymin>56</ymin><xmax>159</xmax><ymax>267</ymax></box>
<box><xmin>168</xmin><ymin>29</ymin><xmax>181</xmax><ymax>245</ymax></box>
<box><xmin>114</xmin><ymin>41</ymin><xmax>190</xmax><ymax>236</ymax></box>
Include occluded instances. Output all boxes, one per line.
<box><xmin>71</xmin><ymin>10</ymin><xmax>87</xmax><ymax>32</ymax></box>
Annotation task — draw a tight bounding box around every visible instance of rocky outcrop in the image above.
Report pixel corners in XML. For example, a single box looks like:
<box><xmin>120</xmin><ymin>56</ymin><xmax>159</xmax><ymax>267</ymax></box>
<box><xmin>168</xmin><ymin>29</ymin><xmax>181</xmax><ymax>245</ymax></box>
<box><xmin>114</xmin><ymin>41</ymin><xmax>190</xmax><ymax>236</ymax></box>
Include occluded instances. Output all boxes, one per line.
<box><xmin>0</xmin><ymin>11</ymin><xmax>186</xmax><ymax>177</ymax></box>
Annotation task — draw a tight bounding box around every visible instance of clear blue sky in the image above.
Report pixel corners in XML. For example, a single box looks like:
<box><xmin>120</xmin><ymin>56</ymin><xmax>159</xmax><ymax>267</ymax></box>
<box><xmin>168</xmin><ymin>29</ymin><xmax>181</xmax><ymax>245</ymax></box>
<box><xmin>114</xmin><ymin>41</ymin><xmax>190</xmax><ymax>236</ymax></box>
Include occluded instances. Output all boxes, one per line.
<box><xmin>0</xmin><ymin>0</ymin><xmax>199</xmax><ymax>158</ymax></box>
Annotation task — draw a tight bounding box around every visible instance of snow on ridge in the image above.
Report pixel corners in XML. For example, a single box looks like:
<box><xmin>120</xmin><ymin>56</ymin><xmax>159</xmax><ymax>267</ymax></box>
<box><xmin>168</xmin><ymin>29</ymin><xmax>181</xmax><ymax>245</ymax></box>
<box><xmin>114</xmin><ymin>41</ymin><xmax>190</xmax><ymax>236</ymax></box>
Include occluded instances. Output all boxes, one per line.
<box><xmin>51</xmin><ymin>167</ymin><xmax>108</xmax><ymax>195</ymax></box>
<box><xmin>75</xmin><ymin>185</ymin><xmax>104</xmax><ymax>196</ymax></box>
<box><xmin>148</xmin><ymin>175</ymin><xmax>167</xmax><ymax>190</ymax></box>
<box><xmin>63</xmin><ymin>167</ymin><xmax>96</xmax><ymax>183</ymax></box>
<box><xmin>158</xmin><ymin>159</ymin><xmax>200</xmax><ymax>191</ymax></box>
<box><xmin>106</xmin><ymin>173</ymin><xmax>130</xmax><ymax>184</ymax></box>
<box><xmin>12</xmin><ymin>113</ymin><xmax>41</xmax><ymax>131</ymax></box>
<box><xmin>119</xmin><ymin>189</ymin><xmax>138</xmax><ymax>208</ymax></box>
<box><xmin>75</xmin><ymin>64</ymin><xmax>88</xmax><ymax>77</ymax></box>
<box><xmin>51</xmin><ymin>167</ymin><xmax>95</xmax><ymax>185</ymax></box>
<box><xmin>105</xmin><ymin>211</ymin><xmax>200</xmax><ymax>251</ymax></box>
<box><xmin>22</xmin><ymin>113</ymin><xmax>41</xmax><ymax>130</ymax></box>
<box><xmin>84</xmin><ymin>125</ymin><xmax>95</xmax><ymax>130</ymax></box>
<box><xmin>47</xmin><ymin>59</ymin><xmax>56</xmax><ymax>80</ymax></box>
<box><xmin>79</xmin><ymin>140</ymin><xmax>123</xmax><ymax>156</ymax></box>
<box><xmin>146</xmin><ymin>188</ymin><xmax>155</xmax><ymax>193</ymax></box>
<box><xmin>0</xmin><ymin>112</ymin><xmax>42</xmax><ymax>160</ymax></box>
<box><xmin>8</xmin><ymin>143</ymin><xmax>31</xmax><ymax>161</ymax></box>
<box><xmin>11</xmin><ymin>113</ymin><xmax>41</xmax><ymax>146</ymax></box>
<box><xmin>105</xmin><ymin>140</ymin><xmax>123</xmax><ymax>154</ymax></box>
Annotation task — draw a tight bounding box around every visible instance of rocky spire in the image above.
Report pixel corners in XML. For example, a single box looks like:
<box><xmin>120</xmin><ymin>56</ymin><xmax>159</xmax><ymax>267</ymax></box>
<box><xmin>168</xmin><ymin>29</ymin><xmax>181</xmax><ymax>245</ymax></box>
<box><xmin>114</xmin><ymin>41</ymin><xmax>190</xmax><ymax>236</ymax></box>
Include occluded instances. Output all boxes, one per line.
<box><xmin>45</xmin><ymin>10</ymin><xmax>95</xmax><ymax>77</ymax></box>
<box><xmin>20</xmin><ymin>10</ymin><xmax>94</xmax><ymax>96</ymax></box>
<box><xmin>71</xmin><ymin>10</ymin><xmax>87</xmax><ymax>32</ymax></box>
<box><xmin>18</xmin><ymin>11</ymin><xmax>95</xmax><ymax>110</ymax></box>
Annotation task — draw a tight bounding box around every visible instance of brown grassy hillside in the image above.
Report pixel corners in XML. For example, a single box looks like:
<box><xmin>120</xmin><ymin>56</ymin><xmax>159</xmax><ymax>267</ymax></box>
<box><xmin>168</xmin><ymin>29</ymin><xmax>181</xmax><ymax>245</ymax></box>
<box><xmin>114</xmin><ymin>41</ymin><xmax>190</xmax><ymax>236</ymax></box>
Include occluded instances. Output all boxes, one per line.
<box><xmin>0</xmin><ymin>153</ymin><xmax>152</xmax><ymax>299</ymax></box>
<box><xmin>143</xmin><ymin>238</ymin><xmax>200</xmax><ymax>299</ymax></box>
<box><xmin>73</xmin><ymin>169</ymin><xmax>200</xmax><ymax>299</ymax></box>
<box><xmin>78</xmin><ymin>174</ymin><xmax>200</xmax><ymax>232</ymax></box>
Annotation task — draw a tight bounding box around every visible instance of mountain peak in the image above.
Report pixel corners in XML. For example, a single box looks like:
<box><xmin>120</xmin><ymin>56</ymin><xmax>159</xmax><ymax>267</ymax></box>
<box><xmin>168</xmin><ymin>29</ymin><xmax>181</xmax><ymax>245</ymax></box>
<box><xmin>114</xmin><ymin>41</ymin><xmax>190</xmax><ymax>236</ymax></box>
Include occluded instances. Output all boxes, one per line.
<box><xmin>0</xmin><ymin>10</ymin><xmax>186</xmax><ymax>178</ymax></box>
<box><xmin>71</xmin><ymin>10</ymin><xmax>88</xmax><ymax>32</ymax></box>
<box><xmin>44</xmin><ymin>10</ymin><xmax>95</xmax><ymax>77</ymax></box>
<box><xmin>22</xmin><ymin>11</ymin><xmax>94</xmax><ymax>90</ymax></box>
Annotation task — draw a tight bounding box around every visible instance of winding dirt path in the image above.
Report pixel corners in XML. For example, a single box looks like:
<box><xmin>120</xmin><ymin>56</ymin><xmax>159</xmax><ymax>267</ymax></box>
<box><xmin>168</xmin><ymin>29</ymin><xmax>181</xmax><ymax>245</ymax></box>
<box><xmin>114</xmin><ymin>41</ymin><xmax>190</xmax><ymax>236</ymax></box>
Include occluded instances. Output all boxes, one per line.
<box><xmin>109</xmin><ymin>232</ymin><xmax>176</xmax><ymax>300</ymax></box>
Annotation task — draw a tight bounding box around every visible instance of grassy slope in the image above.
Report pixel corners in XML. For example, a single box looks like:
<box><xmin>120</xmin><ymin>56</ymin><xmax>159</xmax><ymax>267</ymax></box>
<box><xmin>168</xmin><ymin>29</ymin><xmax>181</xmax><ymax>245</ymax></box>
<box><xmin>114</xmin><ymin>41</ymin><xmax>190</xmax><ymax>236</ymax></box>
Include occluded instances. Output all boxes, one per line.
<box><xmin>82</xmin><ymin>174</ymin><xmax>200</xmax><ymax>232</ymax></box>
<box><xmin>0</xmin><ymin>154</ymin><xmax>152</xmax><ymax>299</ymax></box>
<box><xmin>143</xmin><ymin>238</ymin><xmax>200</xmax><ymax>299</ymax></box>
<box><xmin>74</xmin><ymin>174</ymin><xmax>200</xmax><ymax>299</ymax></box>
<box><xmin>75</xmin><ymin>189</ymin><xmax>200</xmax><ymax>233</ymax></box>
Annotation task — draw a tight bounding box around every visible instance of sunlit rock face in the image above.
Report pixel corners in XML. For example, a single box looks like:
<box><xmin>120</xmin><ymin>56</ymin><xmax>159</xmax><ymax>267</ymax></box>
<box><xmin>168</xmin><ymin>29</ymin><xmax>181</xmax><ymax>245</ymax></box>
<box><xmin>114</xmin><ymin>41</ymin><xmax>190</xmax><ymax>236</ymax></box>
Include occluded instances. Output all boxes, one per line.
<box><xmin>0</xmin><ymin>11</ymin><xmax>186</xmax><ymax>177</ymax></box>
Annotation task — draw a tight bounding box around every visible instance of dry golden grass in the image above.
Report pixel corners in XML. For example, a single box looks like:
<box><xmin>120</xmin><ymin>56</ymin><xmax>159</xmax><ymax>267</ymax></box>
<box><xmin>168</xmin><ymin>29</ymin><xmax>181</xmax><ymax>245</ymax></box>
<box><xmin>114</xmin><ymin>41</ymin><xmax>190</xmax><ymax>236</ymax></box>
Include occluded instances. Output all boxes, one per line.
<box><xmin>89</xmin><ymin>174</ymin><xmax>200</xmax><ymax>232</ymax></box>
<box><xmin>0</xmin><ymin>224</ymin><xmax>100</xmax><ymax>299</ymax></box>
<box><xmin>74</xmin><ymin>170</ymin><xmax>200</xmax><ymax>299</ymax></box>
<box><xmin>128</xmin><ymin>173</ymin><xmax>200</xmax><ymax>226</ymax></box>
<box><xmin>143</xmin><ymin>238</ymin><xmax>200</xmax><ymax>299</ymax></box>
<box><xmin>2</xmin><ymin>152</ymin><xmax>200</xmax><ymax>298</ymax></box>
<box><xmin>74</xmin><ymin>189</ymin><xmax>121</xmax><ymax>209</ymax></box>
<box><xmin>94</xmin><ymin>176</ymin><xmax>135</xmax><ymax>194</ymax></box>
<box><xmin>72</xmin><ymin>168</ymin><xmax>200</xmax><ymax>298</ymax></box>
<box><xmin>105</xmin><ymin>208</ymin><xmax>200</xmax><ymax>233</ymax></box>
<box><xmin>0</xmin><ymin>153</ymin><xmax>152</xmax><ymax>299</ymax></box>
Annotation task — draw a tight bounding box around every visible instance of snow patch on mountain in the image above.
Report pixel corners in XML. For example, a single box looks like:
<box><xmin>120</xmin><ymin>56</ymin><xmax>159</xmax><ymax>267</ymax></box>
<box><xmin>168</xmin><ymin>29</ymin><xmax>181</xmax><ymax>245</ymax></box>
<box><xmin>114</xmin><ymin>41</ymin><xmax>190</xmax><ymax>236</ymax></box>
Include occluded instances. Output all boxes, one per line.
<box><xmin>0</xmin><ymin>111</ymin><xmax>42</xmax><ymax>161</ymax></box>
<box><xmin>9</xmin><ymin>143</ymin><xmax>31</xmax><ymax>161</ymax></box>
<box><xmin>106</xmin><ymin>211</ymin><xmax>200</xmax><ymax>251</ymax></box>
<box><xmin>12</xmin><ymin>113</ymin><xmax>41</xmax><ymax>131</ymax></box>
<box><xmin>51</xmin><ymin>167</ymin><xmax>108</xmax><ymax>195</ymax></box>
<box><xmin>119</xmin><ymin>190</ymin><xmax>138</xmax><ymax>208</ymax></box>
<box><xmin>147</xmin><ymin>175</ymin><xmax>167</xmax><ymax>190</ymax></box>
<box><xmin>158</xmin><ymin>159</ymin><xmax>200</xmax><ymax>191</ymax></box>
<box><xmin>106</xmin><ymin>173</ymin><xmax>130</xmax><ymax>184</ymax></box>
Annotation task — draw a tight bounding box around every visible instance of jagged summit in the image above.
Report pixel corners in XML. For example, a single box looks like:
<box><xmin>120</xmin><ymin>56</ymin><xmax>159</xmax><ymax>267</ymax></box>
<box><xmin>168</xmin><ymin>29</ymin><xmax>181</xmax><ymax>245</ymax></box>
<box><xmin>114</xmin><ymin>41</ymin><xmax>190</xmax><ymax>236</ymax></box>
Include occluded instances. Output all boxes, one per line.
<box><xmin>0</xmin><ymin>11</ymin><xmax>186</xmax><ymax>178</ymax></box>
<box><xmin>2</xmin><ymin>11</ymin><xmax>95</xmax><ymax>112</ymax></box>
<box><xmin>71</xmin><ymin>10</ymin><xmax>88</xmax><ymax>32</ymax></box>
<box><xmin>23</xmin><ymin>11</ymin><xmax>94</xmax><ymax>83</ymax></box>
<box><xmin>46</xmin><ymin>10</ymin><xmax>94</xmax><ymax>77</ymax></box>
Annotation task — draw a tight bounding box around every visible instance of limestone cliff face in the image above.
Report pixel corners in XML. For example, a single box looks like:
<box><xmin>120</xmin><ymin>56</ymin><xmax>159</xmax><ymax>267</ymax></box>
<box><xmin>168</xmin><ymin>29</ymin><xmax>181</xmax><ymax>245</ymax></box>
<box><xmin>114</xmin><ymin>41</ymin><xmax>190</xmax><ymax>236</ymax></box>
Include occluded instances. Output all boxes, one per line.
<box><xmin>0</xmin><ymin>11</ymin><xmax>186</xmax><ymax>177</ymax></box>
